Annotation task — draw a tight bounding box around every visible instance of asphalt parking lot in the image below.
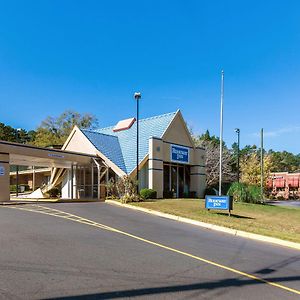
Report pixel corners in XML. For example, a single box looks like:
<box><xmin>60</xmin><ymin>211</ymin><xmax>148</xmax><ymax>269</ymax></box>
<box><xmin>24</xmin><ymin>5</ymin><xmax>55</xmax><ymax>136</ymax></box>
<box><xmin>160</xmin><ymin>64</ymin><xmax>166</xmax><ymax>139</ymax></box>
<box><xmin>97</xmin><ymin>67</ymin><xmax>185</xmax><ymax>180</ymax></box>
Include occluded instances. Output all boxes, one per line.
<box><xmin>0</xmin><ymin>202</ymin><xmax>299</xmax><ymax>299</ymax></box>
<box><xmin>268</xmin><ymin>200</ymin><xmax>300</xmax><ymax>208</ymax></box>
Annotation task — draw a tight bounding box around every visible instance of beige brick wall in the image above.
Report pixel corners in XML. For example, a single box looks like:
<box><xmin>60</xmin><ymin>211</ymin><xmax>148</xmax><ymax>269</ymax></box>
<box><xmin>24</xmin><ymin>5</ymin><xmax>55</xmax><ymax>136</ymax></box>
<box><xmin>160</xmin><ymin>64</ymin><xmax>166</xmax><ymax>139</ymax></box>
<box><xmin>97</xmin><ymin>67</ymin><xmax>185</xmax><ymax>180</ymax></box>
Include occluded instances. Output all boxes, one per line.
<box><xmin>148</xmin><ymin>138</ymin><xmax>164</xmax><ymax>198</ymax></box>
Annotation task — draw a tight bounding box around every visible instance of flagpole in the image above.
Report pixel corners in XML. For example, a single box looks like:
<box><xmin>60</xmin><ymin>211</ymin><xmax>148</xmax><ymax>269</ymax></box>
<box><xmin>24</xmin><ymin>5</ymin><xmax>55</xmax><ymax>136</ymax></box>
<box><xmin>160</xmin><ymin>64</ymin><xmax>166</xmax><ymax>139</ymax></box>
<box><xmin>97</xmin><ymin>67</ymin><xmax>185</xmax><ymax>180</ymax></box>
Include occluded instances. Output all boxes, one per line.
<box><xmin>219</xmin><ymin>70</ymin><xmax>224</xmax><ymax>196</ymax></box>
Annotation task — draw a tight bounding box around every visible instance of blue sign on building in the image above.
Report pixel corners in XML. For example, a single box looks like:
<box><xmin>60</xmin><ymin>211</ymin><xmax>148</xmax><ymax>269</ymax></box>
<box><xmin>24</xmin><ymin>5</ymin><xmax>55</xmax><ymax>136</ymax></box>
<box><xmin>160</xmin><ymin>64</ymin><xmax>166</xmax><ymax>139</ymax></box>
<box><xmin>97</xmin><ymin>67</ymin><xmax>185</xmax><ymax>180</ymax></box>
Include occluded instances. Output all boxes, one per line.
<box><xmin>170</xmin><ymin>144</ymin><xmax>189</xmax><ymax>163</ymax></box>
<box><xmin>205</xmin><ymin>195</ymin><xmax>233</xmax><ymax>211</ymax></box>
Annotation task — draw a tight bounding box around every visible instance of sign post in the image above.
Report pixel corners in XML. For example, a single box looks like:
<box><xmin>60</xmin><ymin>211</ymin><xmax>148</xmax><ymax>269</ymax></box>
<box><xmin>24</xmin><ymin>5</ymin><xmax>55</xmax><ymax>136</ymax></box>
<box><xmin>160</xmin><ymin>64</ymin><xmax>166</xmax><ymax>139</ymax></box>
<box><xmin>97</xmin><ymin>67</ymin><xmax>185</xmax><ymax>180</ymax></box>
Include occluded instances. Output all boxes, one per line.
<box><xmin>205</xmin><ymin>195</ymin><xmax>233</xmax><ymax>216</ymax></box>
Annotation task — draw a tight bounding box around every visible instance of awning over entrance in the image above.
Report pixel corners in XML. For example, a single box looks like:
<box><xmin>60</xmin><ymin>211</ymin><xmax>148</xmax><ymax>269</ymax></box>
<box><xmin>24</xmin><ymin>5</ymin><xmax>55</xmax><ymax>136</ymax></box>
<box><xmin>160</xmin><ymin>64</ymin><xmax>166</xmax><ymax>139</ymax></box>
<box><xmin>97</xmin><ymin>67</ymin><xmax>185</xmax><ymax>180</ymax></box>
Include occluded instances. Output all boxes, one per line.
<box><xmin>0</xmin><ymin>140</ymin><xmax>107</xmax><ymax>202</ymax></box>
<box><xmin>0</xmin><ymin>140</ymin><xmax>98</xmax><ymax>168</ymax></box>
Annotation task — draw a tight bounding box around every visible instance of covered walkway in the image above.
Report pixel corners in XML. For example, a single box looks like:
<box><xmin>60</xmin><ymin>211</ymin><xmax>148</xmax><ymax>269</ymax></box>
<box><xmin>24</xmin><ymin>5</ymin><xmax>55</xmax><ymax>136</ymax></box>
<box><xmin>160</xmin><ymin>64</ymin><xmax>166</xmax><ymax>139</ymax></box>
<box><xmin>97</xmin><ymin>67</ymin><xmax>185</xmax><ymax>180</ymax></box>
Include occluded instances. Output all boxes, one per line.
<box><xmin>0</xmin><ymin>140</ymin><xmax>108</xmax><ymax>202</ymax></box>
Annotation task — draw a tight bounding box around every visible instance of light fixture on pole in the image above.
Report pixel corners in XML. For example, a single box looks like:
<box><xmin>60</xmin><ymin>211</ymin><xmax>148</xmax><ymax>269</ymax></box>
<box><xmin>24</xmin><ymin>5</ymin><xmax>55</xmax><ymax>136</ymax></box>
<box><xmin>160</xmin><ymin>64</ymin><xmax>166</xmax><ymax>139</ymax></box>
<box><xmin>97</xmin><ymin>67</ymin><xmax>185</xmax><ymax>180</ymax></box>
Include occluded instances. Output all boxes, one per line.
<box><xmin>134</xmin><ymin>92</ymin><xmax>141</xmax><ymax>193</ymax></box>
<box><xmin>219</xmin><ymin>70</ymin><xmax>224</xmax><ymax>196</ymax></box>
<box><xmin>235</xmin><ymin>128</ymin><xmax>240</xmax><ymax>183</ymax></box>
<box><xmin>15</xmin><ymin>128</ymin><xmax>22</xmax><ymax>197</ymax></box>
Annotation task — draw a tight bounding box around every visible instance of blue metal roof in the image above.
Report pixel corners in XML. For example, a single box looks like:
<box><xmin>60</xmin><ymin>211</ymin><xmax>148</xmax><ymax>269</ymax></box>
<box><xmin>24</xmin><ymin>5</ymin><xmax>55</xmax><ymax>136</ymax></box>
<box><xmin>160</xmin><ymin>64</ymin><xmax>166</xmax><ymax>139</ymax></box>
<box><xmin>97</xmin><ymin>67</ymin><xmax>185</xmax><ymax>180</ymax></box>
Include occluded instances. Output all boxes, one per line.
<box><xmin>81</xmin><ymin>130</ymin><xmax>127</xmax><ymax>173</ymax></box>
<box><xmin>82</xmin><ymin>111</ymin><xmax>177</xmax><ymax>174</ymax></box>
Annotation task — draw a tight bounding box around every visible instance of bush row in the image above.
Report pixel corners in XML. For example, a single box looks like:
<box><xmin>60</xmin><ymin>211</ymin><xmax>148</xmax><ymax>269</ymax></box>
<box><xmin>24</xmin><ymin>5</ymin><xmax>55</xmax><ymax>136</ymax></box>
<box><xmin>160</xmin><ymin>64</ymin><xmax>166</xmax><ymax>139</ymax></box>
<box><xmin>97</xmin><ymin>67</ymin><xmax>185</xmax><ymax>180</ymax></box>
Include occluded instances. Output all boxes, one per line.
<box><xmin>10</xmin><ymin>184</ymin><xmax>30</xmax><ymax>193</ymax></box>
<box><xmin>227</xmin><ymin>182</ymin><xmax>263</xmax><ymax>204</ymax></box>
<box><xmin>140</xmin><ymin>188</ymin><xmax>157</xmax><ymax>200</ymax></box>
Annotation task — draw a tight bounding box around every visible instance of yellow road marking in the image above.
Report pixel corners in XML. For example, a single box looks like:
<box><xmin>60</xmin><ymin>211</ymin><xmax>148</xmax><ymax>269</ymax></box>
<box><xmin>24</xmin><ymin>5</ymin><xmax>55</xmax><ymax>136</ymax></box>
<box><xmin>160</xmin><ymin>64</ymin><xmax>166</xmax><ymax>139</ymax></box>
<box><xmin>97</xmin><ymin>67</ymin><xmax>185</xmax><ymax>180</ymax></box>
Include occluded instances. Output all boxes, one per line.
<box><xmin>6</xmin><ymin>204</ymin><xmax>300</xmax><ymax>296</ymax></box>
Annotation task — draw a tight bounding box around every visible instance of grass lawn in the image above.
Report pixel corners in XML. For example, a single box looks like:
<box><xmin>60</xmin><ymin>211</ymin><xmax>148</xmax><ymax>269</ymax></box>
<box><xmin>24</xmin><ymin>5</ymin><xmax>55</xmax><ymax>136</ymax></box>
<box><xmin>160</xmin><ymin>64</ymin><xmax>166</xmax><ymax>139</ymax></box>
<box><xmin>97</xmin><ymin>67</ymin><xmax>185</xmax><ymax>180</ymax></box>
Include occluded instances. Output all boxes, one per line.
<box><xmin>130</xmin><ymin>199</ymin><xmax>300</xmax><ymax>243</ymax></box>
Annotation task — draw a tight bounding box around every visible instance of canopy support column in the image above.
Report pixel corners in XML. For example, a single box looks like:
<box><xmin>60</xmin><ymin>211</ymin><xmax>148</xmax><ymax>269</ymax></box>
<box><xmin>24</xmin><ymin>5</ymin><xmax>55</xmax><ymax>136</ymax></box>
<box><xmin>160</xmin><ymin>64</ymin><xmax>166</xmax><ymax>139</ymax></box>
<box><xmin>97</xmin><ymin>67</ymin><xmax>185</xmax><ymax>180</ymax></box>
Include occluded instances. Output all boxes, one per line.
<box><xmin>0</xmin><ymin>153</ymin><xmax>10</xmax><ymax>202</ymax></box>
<box><xmin>70</xmin><ymin>164</ymin><xmax>74</xmax><ymax>200</ymax></box>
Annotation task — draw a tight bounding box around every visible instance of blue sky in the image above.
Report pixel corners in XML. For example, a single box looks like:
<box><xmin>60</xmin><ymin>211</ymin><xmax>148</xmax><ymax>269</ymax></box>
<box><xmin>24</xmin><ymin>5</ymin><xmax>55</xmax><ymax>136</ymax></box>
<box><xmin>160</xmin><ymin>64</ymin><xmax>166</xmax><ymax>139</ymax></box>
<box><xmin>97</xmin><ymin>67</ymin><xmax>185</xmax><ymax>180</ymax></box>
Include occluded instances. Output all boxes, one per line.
<box><xmin>0</xmin><ymin>1</ymin><xmax>299</xmax><ymax>153</ymax></box>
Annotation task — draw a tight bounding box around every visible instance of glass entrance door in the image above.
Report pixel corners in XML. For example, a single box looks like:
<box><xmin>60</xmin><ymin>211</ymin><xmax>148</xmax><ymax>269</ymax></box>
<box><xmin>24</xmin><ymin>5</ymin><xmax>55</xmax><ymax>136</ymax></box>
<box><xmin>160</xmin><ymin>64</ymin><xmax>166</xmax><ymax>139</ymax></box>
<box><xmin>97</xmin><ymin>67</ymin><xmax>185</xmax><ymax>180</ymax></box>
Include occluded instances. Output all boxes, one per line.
<box><xmin>163</xmin><ymin>164</ymin><xmax>190</xmax><ymax>198</ymax></box>
<box><xmin>171</xmin><ymin>166</ymin><xmax>177</xmax><ymax>198</ymax></box>
<box><xmin>178</xmin><ymin>166</ymin><xmax>184</xmax><ymax>198</ymax></box>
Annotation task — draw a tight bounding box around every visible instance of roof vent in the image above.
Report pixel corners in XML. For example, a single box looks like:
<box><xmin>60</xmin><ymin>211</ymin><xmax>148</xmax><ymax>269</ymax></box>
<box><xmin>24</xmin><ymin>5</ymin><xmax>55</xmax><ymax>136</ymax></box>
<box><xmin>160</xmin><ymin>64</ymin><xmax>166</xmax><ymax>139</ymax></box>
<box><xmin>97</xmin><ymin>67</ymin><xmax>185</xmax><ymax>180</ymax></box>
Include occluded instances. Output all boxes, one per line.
<box><xmin>113</xmin><ymin>117</ymin><xmax>136</xmax><ymax>132</ymax></box>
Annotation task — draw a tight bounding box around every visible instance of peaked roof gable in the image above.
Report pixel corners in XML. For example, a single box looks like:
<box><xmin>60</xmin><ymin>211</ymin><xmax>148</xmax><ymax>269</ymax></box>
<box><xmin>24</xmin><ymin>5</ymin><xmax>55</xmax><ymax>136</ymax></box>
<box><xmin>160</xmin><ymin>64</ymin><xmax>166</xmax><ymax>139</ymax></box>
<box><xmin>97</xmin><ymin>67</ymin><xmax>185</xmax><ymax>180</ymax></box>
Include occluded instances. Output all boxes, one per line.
<box><xmin>81</xmin><ymin>129</ymin><xmax>127</xmax><ymax>173</ymax></box>
<box><xmin>162</xmin><ymin>110</ymin><xmax>195</xmax><ymax>148</ymax></box>
<box><xmin>93</xmin><ymin>111</ymin><xmax>177</xmax><ymax>174</ymax></box>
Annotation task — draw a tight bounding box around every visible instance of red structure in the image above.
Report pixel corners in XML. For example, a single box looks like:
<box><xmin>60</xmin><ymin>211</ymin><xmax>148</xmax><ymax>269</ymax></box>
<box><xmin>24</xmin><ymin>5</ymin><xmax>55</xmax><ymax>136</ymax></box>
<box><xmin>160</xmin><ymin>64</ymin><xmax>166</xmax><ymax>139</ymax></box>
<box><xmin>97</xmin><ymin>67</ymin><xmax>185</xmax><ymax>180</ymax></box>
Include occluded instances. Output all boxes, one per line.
<box><xmin>267</xmin><ymin>172</ymin><xmax>300</xmax><ymax>199</ymax></box>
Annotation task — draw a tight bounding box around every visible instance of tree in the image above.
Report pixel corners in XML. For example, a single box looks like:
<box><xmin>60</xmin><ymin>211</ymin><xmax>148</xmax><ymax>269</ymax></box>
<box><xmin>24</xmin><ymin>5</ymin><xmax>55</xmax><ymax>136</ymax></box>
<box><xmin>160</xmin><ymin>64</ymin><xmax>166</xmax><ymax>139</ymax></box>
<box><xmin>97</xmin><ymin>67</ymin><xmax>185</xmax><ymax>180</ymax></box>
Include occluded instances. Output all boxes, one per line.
<box><xmin>0</xmin><ymin>123</ymin><xmax>17</xmax><ymax>142</ymax></box>
<box><xmin>193</xmin><ymin>130</ymin><xmax>236</xmax><ymax>188</ymax></box>
<box><xmin>194</xmin><ymin>130</ymin><xmax>223</xmax><ymax>147</ymax></box>
<box><xmin>0</xmin><ymin>123</ymin><xmax>35</xmax><ymax>144</ymax></box>
<box><xmin>204</xmin><ymin>141</ymin><xmax>236</xmax><ymax>187</ymax></box>
<box><xmin>240</xmin><ymin>152</ymin><xmax>274</xmax><ymax>186</ymax></box>
<box><xmin>268</xmin><ymin>150</ymin><xmax>300</xmax><ymax>172</ymax></box>
<box><xmin>231</xmin><ymin>143</ymin><xmax>258</xmax><ymax>175</ymax></box>
<box><xmin>33</xmin><ymin>110</ymin><xmax>99</xmax><ymax>147</ymax></box>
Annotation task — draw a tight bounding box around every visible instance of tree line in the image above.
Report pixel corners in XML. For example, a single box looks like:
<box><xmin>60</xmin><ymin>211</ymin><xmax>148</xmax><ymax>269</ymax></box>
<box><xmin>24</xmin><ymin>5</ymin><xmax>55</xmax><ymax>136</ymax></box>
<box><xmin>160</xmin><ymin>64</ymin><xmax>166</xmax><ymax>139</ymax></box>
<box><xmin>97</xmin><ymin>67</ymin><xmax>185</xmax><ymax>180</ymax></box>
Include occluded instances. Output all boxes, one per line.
<box><xmin>1</xmin><ymin>111</ymin><xmax>299</xmax><ymax>190</ymax></box>
<box><xmin>0</xmin><ymin>110</ymin><xmax>98</xmax><ymax>147</ymax></box>
<box><xmin>193</xmin><ymin>130</ymin><xmax>300</xmax><ymax>189</ymax></box>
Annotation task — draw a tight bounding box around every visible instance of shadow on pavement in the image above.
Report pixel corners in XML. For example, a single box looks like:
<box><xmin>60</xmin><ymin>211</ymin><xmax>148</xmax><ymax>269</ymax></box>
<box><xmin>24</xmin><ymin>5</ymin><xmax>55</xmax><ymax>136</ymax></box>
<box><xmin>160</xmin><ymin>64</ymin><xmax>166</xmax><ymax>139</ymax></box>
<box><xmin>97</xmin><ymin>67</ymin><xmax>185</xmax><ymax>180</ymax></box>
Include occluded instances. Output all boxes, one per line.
<box><xmin>46</xmin><ymin>275</ymin><xmax>300</xmax><ymax>299</ymax></box>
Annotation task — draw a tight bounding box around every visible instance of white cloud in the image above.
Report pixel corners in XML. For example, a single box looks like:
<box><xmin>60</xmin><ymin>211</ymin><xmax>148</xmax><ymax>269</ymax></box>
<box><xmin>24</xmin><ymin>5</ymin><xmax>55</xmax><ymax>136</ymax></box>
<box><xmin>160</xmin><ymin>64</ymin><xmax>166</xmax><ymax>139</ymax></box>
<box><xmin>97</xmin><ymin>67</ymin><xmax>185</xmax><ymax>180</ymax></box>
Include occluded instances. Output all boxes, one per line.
<box><xmin>251</xmin><ymin>126</ymin><xmax>300</xmax><ymax>138</ymax></box>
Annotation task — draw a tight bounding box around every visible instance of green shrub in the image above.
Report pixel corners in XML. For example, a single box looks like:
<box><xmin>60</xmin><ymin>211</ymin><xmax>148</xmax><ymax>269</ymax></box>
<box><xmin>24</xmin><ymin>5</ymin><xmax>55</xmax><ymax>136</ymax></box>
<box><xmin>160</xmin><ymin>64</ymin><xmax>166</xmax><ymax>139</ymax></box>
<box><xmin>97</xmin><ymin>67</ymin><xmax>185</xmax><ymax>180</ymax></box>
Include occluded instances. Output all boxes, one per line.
<box><xmin>47</xmin><ymin>187</ymin><xmax>60</xmax><ymax>198</ymax></box>
<box><xmin>247</xmin><ymin>185</ymin><xmax>262</xmax><ymax>203</ymax></box>
<box><xmin>227</xmin><ymin>182</ymin><xmax>263</xmax><ymax>204</ymax></box>
<box><xmin>106</xmin><ymin>175</ymin><xmax>141</xmax><ymax>203</ymax></box>
<box><xmin>227</xmin><ymin>182</ymin><xmax>249</xmax><ymax>202</ymax></box>
<box><xmin>140</xmin><ymin>188</ymin><xmax>157</xmax><ymax>200</ymax></box>
<box><xmin>10</xmin><ymin>184</ymin><xmax>30</xmax><ymax>193</ymax></box>
<box><xmin>10</xmin><ymin>185</ymin><xmax>17</xmax><ymax>193</ymax></box>
<box><xmin>106</xmin><ymin>178</ymin><xmax>118</xmax><ymax>199</ymax></box>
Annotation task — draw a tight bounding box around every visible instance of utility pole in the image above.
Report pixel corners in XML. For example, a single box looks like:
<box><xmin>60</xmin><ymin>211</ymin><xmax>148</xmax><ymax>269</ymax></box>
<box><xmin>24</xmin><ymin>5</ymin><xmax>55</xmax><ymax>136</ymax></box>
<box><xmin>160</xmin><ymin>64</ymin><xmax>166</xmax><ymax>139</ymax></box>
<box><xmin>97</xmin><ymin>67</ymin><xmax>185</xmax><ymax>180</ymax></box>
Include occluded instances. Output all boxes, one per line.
<box><xmin>219</xmin><ymin>70</ymin><xmax>224</xmax><ymax>196</ymax></box>
<box><xmin>235</xmin><ymin>128</ymin><xmax>240</xmax><ymax>183</ymax></box>
<box><xmin>260</xmin><ymin>128</ymin><xmax>264</xmax><ymax>200</ymax></box>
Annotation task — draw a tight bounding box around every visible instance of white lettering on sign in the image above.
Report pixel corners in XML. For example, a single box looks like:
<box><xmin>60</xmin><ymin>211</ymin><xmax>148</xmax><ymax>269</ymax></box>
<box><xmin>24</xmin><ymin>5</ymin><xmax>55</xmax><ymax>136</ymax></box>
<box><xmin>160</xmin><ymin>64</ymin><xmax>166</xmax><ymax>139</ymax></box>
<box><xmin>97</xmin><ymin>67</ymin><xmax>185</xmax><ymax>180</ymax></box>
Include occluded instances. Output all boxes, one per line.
<box><xmin>0</xmin><ymin>166</ymin><xmax>5</xmax><ymax>176</ymax></box>
<box><xmin>209</xmin><ymin>199</ymin><xmax>227</xmax><ymax>207</ymax></box>
<box><xmin>170</xmin><ymin>145</ymin><xmax>189</xmax><ymax>163</ymax></box>
<box><xmin>48</xmin><ymin>153</ymin><xmax>65</xmax><ymax>159</ymax></box>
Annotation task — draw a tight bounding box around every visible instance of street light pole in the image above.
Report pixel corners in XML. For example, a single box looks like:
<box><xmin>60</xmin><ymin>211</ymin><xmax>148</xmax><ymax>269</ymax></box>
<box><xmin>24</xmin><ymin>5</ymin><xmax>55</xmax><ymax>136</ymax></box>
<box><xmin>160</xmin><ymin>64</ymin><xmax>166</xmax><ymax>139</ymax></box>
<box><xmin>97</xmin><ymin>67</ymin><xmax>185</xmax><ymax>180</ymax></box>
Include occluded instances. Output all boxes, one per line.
<box><xmin>134</xmin><ymin>92</ymin><xmax>141</xmax><ymax>193</ymax></box>
<box><xmin>219</xmin><ymin>70</ymin><xmax>224</xmax><ymax>196</ymax></box>
<box><xmin>235</xmin><ymin>128</ymin><xmax>240</xmax><ymax>183</ymax></box>
<box><xmin>15</xmin><ymin>128</ymin><xmax>21</xmax><ymax>197</ymax></box>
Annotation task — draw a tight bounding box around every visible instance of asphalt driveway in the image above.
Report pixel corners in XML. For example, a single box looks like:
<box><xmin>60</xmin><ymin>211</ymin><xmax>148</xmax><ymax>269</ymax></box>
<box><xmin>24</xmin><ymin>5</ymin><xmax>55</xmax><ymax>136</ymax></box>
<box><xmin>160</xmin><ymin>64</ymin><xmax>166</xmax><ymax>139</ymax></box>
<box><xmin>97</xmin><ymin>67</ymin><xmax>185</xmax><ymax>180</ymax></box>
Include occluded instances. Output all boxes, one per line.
<box><xmin>0</xmin><ymin>202</ymin><xmax>299</xmax><ymax>299</ymax></box>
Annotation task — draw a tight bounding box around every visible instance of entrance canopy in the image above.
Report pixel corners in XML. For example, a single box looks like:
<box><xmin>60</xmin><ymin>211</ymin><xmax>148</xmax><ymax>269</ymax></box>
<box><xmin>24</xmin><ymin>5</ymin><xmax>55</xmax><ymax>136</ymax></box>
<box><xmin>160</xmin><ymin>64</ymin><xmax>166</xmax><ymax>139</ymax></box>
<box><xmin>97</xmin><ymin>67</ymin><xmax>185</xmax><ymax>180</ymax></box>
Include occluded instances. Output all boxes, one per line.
<box><xmin>0</xmin><ymin>140</ymin><xmax>98</xmax><ymax>168</ymax></box>
<box><xmin>0</xmin><ymin>140</ymin><xmax>107</xmax><ymax>202</ymax></box>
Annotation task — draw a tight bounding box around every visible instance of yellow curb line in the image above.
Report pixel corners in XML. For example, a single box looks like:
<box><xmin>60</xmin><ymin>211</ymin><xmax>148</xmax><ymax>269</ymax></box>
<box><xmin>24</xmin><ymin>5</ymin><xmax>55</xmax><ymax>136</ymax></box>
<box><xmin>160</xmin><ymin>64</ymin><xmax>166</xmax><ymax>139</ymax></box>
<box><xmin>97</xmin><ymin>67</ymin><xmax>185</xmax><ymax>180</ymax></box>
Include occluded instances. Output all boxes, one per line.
<box><xmin>5</xmin><ymin>204</ymin><xmax>300</xmax><ymax>296</ymax></box>
<box><xmin>105</xmin><ymin>200</ymin><xmax>300</xmax><ymax>251</ymax></box>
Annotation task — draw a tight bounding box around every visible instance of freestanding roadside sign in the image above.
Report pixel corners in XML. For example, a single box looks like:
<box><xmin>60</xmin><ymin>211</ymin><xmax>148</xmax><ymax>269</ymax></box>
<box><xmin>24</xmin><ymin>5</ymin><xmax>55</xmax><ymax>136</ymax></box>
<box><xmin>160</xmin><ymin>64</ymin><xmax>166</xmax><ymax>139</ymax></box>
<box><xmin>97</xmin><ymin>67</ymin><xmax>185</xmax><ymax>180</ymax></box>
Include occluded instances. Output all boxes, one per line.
<box><xmin>205</xmin><ymin>195</ymin><xmax>233</xmax><ymax>216</ymax></box>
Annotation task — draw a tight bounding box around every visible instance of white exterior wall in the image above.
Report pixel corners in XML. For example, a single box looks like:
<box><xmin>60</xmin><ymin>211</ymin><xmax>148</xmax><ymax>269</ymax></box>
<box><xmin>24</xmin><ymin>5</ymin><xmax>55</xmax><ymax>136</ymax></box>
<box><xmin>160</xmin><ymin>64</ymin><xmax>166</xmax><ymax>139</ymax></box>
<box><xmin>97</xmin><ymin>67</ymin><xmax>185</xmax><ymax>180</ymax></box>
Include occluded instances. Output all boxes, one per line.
<box><xmin>61</xmin><ymin>167</ymin><xmax>77</xmax><ymax>199</ymax></box>
<box><xmin>61</xmin><ymin>170</ymin><xmax>70</xmax><ymax>199</ymax></box>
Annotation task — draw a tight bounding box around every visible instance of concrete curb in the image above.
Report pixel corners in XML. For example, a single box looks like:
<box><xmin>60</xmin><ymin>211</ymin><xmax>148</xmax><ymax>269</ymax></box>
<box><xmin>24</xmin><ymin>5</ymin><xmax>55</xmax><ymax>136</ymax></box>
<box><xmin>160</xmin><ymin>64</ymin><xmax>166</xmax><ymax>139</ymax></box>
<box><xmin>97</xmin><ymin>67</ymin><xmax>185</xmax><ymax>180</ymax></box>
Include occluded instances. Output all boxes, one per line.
<box><xmin>9</xmin><ymin>198</ymin><xmax>101</xmax><ymax>204</ymax></box>
<box><xmin>105</xmin><ymin>200</ymin><xmax>300</xmax><ymax>251</ymax></box>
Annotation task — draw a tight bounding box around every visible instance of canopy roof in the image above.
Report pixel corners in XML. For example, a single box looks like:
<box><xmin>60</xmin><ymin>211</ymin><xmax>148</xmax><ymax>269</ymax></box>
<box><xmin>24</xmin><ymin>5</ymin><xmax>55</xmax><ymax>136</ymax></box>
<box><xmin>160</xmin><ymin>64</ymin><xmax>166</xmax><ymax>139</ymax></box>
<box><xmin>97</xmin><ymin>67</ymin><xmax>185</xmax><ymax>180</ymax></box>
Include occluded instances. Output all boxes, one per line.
<box><xmin>0</xmin><ymin>140</ymin><xmax>98</xmax><ymax>168</ymax></box>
